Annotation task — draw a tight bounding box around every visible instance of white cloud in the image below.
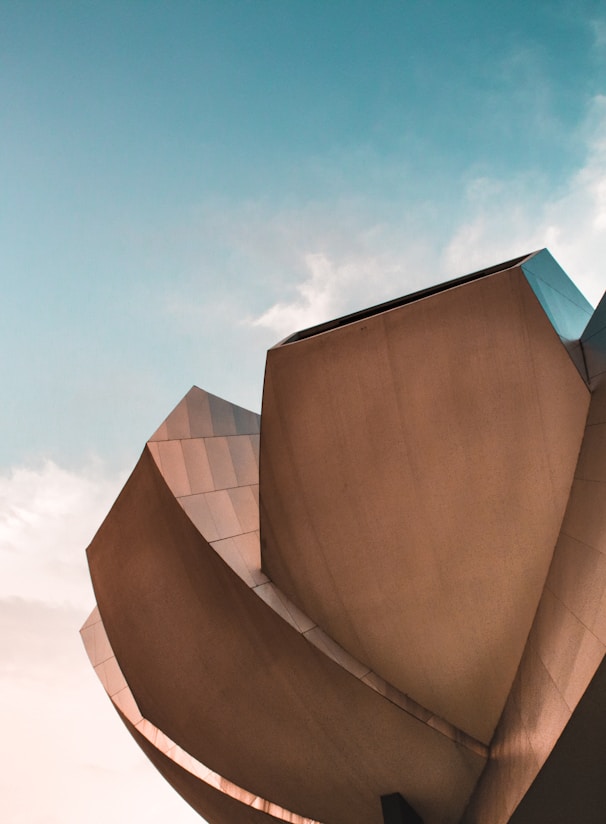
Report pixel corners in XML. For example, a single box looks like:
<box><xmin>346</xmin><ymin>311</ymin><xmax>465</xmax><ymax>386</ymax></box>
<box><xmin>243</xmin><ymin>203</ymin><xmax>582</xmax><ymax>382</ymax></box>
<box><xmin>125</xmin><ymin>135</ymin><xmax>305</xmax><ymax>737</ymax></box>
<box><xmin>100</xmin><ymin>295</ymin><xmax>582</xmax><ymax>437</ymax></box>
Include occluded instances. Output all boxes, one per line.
<box><xmin>0</xmin><ymin>596</ymin><xmax>201</xmax><ymax>824</ymax></box>
<box><xmin>592</xmin><ymin>18</ymin><xmax>606</xmax><ymax>50</ymax></box>
<box><xmin>0</xmin><ymin>459</ymin><xmax>201</xmax><ymax>823</ymax></box>
<box><xmin>250</xmin><ymin>94</ymin><xmax>606</xmax><ymax>339</ymax></box>
<box><xmin>4</xmin><ymin>94</ymin><xmax>606</xmax><ymax>824</ymax></box>
<box><xmin>247</xmin><ymin>213</ymin><xmax>442</xmax><ymax>338</ymax></box>
<box><xmin>0</xmin><ymin>460</ymin><xmax>125</xmax><ymax>610</ymax></box>
<box><xmin>252</xmin><ymin>251</ymin><xmax>407</xmax><ymax>338</ymax></box>
<box><xmin>443</xmin><ymin>94</ymin><xmax>606</xmax><ymax>306</ymax></box>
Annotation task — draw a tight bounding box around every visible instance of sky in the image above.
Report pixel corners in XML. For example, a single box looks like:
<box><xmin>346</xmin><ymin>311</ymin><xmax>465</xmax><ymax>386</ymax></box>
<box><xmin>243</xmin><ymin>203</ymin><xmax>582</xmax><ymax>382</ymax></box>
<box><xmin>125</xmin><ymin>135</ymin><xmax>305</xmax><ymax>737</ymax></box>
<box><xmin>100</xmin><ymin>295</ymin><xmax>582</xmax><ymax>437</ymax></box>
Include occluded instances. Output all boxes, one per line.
<box><xmin>2</xmin><ymin>1</ymin><xmax>606</xmax><ymax>821</ymax></box>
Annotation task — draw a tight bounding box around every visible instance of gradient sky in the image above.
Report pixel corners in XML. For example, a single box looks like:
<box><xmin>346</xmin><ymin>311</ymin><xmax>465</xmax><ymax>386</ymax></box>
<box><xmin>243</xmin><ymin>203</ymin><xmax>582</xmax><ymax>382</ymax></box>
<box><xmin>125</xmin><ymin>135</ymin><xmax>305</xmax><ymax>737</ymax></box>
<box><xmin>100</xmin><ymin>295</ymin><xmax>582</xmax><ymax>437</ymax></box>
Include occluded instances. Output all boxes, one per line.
<box><xmin>2</xmin><ymin>2</ymin><xmax>606</xmax><ymax>822</ymax></box>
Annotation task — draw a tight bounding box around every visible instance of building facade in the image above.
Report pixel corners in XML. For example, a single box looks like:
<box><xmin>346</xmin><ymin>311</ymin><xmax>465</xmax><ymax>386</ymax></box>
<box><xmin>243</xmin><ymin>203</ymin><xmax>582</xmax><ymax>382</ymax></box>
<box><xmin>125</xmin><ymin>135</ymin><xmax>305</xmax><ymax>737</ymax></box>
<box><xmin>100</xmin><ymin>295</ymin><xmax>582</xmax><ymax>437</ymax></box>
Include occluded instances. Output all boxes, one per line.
<box><xmin>82</xmin><ymin>250</ymin><xmax>606</xmax><ymax>823</ymax></box>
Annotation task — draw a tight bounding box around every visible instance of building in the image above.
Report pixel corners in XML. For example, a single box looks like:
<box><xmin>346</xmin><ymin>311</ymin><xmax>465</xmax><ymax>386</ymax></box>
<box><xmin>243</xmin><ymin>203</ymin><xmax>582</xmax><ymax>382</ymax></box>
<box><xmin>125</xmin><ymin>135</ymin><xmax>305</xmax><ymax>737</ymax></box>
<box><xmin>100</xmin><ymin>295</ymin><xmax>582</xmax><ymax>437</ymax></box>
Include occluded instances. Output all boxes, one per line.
<box><xmin>81</xmin><ymin>249</ymin><xmax>606</xmax><ymax>823</ymax></box>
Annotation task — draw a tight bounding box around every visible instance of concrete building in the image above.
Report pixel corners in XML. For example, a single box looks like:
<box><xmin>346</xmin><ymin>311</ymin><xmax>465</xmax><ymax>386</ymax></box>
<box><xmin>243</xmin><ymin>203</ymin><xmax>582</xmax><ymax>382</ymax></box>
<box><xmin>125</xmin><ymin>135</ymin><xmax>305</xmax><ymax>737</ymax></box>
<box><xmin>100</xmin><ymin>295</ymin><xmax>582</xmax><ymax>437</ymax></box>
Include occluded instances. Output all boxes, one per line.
<box><xmin>82</xmin><ymin>249</ymin><xmax>606</xmax><ymax>823</ymax></box>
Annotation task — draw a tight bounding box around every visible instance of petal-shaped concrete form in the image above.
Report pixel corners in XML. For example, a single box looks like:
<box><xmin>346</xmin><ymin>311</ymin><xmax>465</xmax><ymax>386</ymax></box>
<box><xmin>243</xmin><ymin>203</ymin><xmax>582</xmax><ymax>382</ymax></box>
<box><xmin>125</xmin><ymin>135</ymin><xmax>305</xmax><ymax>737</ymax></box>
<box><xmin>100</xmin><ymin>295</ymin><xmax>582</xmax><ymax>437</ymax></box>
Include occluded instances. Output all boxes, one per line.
<box><xmin>86</xmin><ymin>447</ymin><xmax>484</xmax><ymax>824</ymax></box>
<box><xmin>462</xmin><ymin>377</ymin><xmax>606</xmax><ymax>823</ymax></box>
<box><xmin>82</xmin><ymin>249</ymin><xmax>606</xmax><ymax>824</ymax></box>
<box><xmin>81</xmin><ymin>604</ymin><xmax>322</xmax><ymax>824</ymax></box>
<box><xmin>260</xmin><ymin>255</ymin><xmax>590</xmax><ymax>744</ymax></box>
<box><xmin>146</xmin><ymin>385</ymin><xmax>487</xmax><ymax>756</ymax></box>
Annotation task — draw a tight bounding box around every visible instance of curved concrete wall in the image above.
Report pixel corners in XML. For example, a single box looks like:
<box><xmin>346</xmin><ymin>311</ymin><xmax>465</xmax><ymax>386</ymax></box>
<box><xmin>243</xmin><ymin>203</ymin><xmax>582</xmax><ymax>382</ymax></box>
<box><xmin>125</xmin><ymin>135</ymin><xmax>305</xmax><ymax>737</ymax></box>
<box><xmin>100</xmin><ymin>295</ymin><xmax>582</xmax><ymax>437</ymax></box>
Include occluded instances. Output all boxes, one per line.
<box><xmin>81</xmin><ymin>250</ymin><xmax>602</xmax><ymax>824</ymax></box>
<box><xmin>87</xmin><ymin>447</ymin><xmax>484</xmax><ymax>824</ymax></box>
<box><xmin>463</xmin><ymin>378</ymin><xmax>606</xmax><ymax>822</ymax></box>
<box><xmin>81</xmin><ymin>606</ymin><xmax>310</xmax><ymax>824</ymax></box>
<box><xmin>146</xmin><ymin>387</ymin><xmax>486</xmax><ymax>757</ymax></box>
<box><xmin>260</xmin><ymin>264</ymin><xmax>589</xmax><ymax>744</ymax></box>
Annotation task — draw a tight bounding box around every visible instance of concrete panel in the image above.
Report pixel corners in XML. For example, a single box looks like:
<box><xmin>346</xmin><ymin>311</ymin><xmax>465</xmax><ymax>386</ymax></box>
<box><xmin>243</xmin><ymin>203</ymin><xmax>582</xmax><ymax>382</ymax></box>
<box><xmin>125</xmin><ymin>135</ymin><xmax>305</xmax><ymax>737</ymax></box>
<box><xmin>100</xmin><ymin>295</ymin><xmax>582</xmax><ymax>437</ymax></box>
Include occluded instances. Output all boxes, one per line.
<box><xmin>87</xmin><ymin>449</ymin><xmax>485</xmax><ymax>824</ymax></box>
<box><xmin>463</xmin><ymin>373</ymin><xmax>606</xmax><ymax>823</ymax></box>
<box><xmin>229</xmin><ymin>436</ymin><xmax>260</xmax><ymax>486</ymax></box>
<box><xmin>156</xmin><ymin>440</ymin><xmax>191</xmax><ymax>497</ymax></box>
<box><xmin>181</xmin><ymin>438</ymin><xmax>215</xmax><ymax>494</ymax></box>
<box><xmin>584</xmin><ymin>375</ymin><xmax>606</xmax><ymax>425</ymax></box>
<box><xmin>185</xmin><ymin>387</ymin><xmax>215</xmax><ymax>438</ymax></box>
<box><xmin>166</xmin><ymin>396</ymin><xmax>191</xmax><ymax>440</ymax></box>
<box><xmin>205</xmin><ymin>437</ymin><xmax>239</xmax><ymax>490</ymax></box>
<box><xmin>151</xmin><ymin>387</ymin><xmax>486</xmax><ymax>759</ymax></box>
<box><xmin>532</xmin><ymin>590</ymin><xmax>605</xmax><ymax>711</ymax></box>
<box><xmin>208</xmin><ymin>392</ymin><xmax>238</xmax><ymax>435</ymax></box>
<box><xmin>507</xmin><ymin>656</ymin><xmax>606</xmax><ymax>824</ymax></box>
<box><xmin>260</xmin><ymin>266</ymin><xmax>589</xmax><ymax>743</ymax></box>
<box><xmin>228</xmin><ymin>486</ymin><xmax>260</xmax><ymax>534</ymax></box>
<box><xmin>123</xmin><ymin>712</ymin><xmax>304</xmax><ymax>824</ymax></box>
<box><xmin>81</xmin><ymin>608</ymin><xmax>316</xmax><ymax>824</ymax></box>
<box><xmin>180</xmin><ymin>493</ymin><xmax>221</xmax><ymax>542</ymax></box>
<box><xmin>546</xmin><ymin>534</ymin><xmax>606</xmax><ymax>642</ymax></box>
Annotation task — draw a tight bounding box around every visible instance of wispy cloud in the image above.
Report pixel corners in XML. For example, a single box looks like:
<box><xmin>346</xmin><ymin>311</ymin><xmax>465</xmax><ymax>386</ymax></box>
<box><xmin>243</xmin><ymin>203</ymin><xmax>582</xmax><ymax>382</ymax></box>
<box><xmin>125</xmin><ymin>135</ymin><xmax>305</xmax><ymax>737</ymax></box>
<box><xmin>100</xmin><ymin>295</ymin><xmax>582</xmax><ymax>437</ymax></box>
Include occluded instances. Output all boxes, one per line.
<box><xmin>252</xmin><ymin>252</ymin><xmax>404</xmax><ymax>338</ymax></box>
<box><xmin>443</xmin><ymin>94</ymin><xmax>606</xmax><ymax>305</ymax></box>
<box><xmin>592</xmin><ymin>18</ymin><xmax>606</xmax><ymax>50</ymax></box>
<box><xmin>0</xmin><ymin>459</ymin><xmax>199</xmax><ymax>823</ymax></box>
<box><xmin>0</xmin><ymin>594</ymin><xmax>199</xmax><ymax>824</ymax></box>
<box><xmin>249</xmin><ymin>94</ymin><xmax>606</xmax><ymax>338</ymax></box>
<box><xmin>0</xmin><ymin>460</ymin><xmax>125</xmax><ymax>609</ymax></box>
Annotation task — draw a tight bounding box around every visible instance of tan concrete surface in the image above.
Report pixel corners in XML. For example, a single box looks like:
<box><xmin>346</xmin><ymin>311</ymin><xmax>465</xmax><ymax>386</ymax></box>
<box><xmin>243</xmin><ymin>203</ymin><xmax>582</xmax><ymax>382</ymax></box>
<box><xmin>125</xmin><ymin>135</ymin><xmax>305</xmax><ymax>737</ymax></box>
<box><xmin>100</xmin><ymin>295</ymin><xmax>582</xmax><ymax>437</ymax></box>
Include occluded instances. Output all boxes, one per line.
<box><xmin>87</xmin><ymin>448</ymin><xmax>484</xmax><ymax>824</ymax></box>
<box><xmin>260</xmin><ymin>265</ymin><xmax>590</xmax><ymax>744</ymax></box>
<box><xmin>462</xmin><ymin>377</ymin><xmax>606</xmax><ymax>823</ymax></box>
<box><xmin>82</xmin><ymin>256</ymin><xmax>604</xmax><ymax>824</ymax></box>
<box><xmin>122</xmin><ymin>711</ymin><xmax>295</xmax><ymax>824</ymax></box>
<box><xmin>81</xmin><ymin>605</ymin><xmax>323</xmax><ymax>824</ymax></box>
<box><xmin>146</xmin><ymin>386</ymin><xmax>486</xmax><ymax>756</ymax></box>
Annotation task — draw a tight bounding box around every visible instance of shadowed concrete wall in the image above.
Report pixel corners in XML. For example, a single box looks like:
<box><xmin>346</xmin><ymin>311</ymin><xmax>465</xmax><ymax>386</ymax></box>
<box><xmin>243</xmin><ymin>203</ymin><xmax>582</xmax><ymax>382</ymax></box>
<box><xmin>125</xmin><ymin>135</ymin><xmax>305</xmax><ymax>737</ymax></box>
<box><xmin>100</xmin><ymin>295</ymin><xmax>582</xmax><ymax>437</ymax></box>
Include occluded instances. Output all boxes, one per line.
<box><xmin>507</xmin><ymin>653</ymin><xmax>606</xmax><ymax>823</ymax></box>
<box><xmin>463</xmin><ymin>378</ymin><xmax>606</xmax><ymax>822</ymax></box>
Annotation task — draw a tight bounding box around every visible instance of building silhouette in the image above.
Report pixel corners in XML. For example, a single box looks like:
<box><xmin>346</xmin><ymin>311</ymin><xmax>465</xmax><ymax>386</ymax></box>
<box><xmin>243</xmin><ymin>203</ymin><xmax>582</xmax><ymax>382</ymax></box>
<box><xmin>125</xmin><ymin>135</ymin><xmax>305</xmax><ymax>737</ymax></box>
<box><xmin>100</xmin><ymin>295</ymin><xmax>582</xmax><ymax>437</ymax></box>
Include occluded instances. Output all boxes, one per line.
<box><xmin>82</xmin><ymin>250</ymin><xmax>606</xmax><ymax>823</ymax></box>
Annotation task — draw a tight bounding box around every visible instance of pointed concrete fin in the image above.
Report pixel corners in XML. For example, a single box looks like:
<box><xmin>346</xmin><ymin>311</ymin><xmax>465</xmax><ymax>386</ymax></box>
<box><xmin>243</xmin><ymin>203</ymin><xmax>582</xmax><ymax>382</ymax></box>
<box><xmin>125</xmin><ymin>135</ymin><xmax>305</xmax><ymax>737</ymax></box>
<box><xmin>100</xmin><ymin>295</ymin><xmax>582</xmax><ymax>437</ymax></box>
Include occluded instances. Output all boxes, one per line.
<box><xmin>521</xmin><ymin>249</ymin><xmax>593</xmax><ymax>381</ymax></box>
<box><xmin>148</xmin><ymin>386</ymin><xmax>260</xmax><ymax>443</ymax></box>
<box><xmin>148</xmin><ymin>391</ymin><xmax>192</xmax><ymax>441</ymax></box>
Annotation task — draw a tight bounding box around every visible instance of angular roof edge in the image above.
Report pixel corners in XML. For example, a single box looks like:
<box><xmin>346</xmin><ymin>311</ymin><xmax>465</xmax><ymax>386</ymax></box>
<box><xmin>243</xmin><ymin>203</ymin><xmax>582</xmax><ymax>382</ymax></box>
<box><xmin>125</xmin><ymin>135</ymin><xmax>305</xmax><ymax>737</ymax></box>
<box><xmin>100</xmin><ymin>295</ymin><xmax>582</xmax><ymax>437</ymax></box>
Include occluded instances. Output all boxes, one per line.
<box><xmin>275</xmin><ymin>251</ymin><xmax>538</xmax><ymax>346</ymax></box>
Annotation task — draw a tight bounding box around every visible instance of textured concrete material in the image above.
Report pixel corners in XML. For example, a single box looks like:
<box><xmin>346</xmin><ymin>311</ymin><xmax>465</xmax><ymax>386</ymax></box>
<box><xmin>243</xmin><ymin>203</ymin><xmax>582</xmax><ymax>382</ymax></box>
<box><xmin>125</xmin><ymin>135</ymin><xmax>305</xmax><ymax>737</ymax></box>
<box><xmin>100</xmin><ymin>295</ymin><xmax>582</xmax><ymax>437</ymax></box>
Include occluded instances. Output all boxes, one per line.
<box><xmin>463</xmin><ymin>376</ymin><xmax>606</xmax><ymax>823</ymax></box>
<box><xmin>87</xmin><ymin>449</ymin><xmax>483</xmax><ymax>824</ymax></box>
<box><xmin>260</xmin><ymin>264</ymin><xmax>589</xmax><ymax>743</ymax></box>
<box><xmin>146</xmin><ymin>386</ymin><xmax>487</xmax><ymax>758</ymax></box>
<box><xmin>81</xmin><ymin>250</ymin><xmax>606</xmax><ymax>824</ymax></box>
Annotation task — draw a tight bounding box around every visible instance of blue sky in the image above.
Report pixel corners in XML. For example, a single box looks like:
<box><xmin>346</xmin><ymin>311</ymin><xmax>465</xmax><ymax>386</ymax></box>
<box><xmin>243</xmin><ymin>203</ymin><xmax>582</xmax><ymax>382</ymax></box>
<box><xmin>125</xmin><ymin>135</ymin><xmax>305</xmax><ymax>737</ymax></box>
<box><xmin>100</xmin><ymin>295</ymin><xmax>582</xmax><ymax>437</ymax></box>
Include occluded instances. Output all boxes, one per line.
<box><xmin>2</xmin><ymin>2</ymin><xmax>606</xmax><ymax>822</ymax></box>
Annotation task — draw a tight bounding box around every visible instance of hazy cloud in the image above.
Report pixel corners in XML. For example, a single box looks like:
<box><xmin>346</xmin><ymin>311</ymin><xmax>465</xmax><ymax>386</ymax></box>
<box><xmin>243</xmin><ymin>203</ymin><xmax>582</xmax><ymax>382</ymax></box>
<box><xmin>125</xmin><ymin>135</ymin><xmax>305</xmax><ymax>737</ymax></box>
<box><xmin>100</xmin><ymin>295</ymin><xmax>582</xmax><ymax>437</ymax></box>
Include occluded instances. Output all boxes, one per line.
<box><xmin>250</xmin><ymin>93</ymin><xmax>606</xmax><ymax>338</ymax></box>
<box><xmin>0</xmin><ymin>460</ymin><xmax>125</xmax><ymax>609</ymax></box>
<box><xmin>0</xmin><ymin>594</ymin><xmax>199</xmax><ymax>824</ymax></box>
<box><xmin>252</xmin><ymin>252</ymin><xmax>400</xmax><ymax>337</ymax></box>
<box><xmin>444</xmin><ymin>94</ymin><xmax>606</xmax><ymax>305</ymax></box>
<box><xmin>0</xmin><ymin>459</ymin><xmax>199</xmax><ymax>823</ymax></box>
